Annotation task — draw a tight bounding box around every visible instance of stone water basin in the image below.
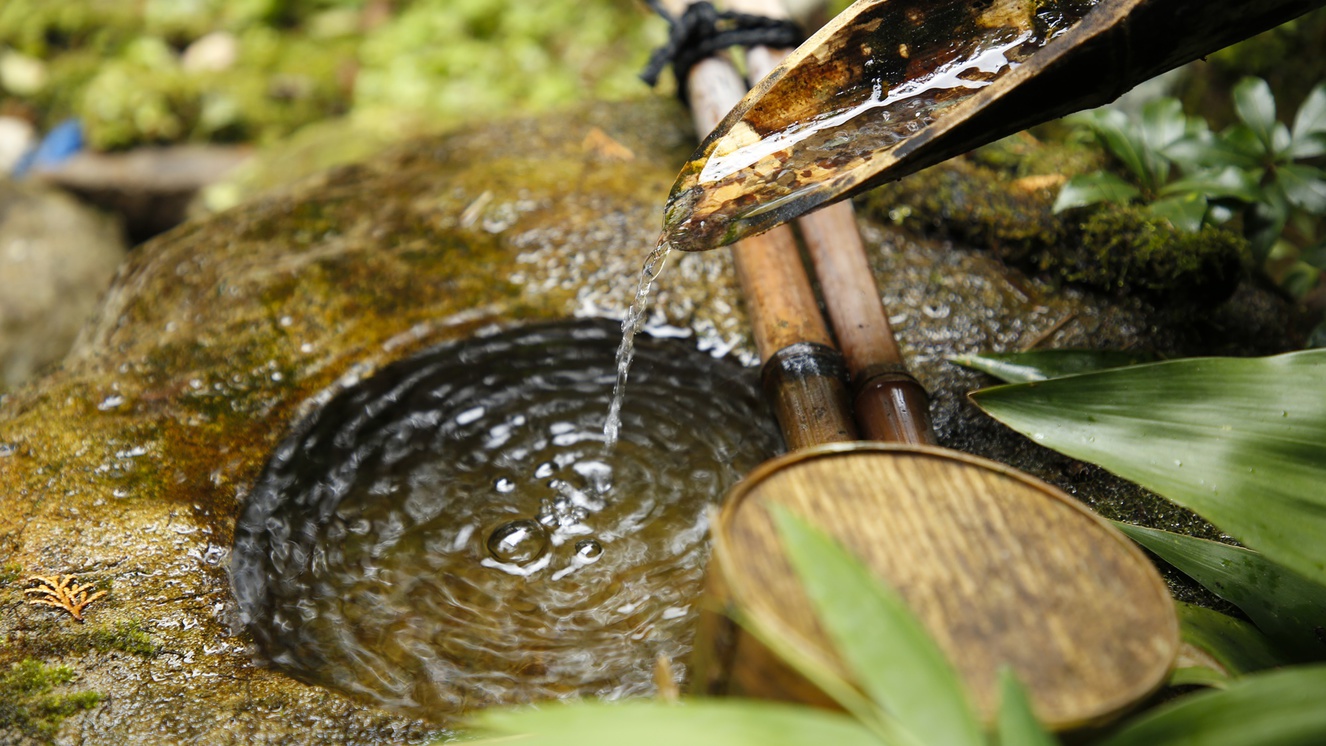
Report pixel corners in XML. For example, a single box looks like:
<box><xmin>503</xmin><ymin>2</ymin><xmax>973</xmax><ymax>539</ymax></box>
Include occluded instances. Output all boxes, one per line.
<box><xmin>0</xmin><ymin>99</ymin><xmax>1294</xmax><ymax>744</ymax></box>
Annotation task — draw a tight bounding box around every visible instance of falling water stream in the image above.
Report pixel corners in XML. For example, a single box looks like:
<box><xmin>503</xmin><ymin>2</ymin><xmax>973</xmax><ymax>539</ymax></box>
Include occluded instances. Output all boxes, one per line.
<box><xmin>232</xmin><ymin>320</ymin><xmax>780</xmax><ymax>718</ymax></box>
<box><xmin>603</xmin><ymin>239</ymin><xmax>673</xmax><ymax>447</ymax></box>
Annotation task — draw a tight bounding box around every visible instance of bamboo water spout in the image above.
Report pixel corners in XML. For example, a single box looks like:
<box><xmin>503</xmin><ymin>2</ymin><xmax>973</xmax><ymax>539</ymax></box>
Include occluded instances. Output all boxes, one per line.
<box><xmin>662</xmin><ymin>0</ymin><xmax>1326</xmax><ymax>251</ymax></box>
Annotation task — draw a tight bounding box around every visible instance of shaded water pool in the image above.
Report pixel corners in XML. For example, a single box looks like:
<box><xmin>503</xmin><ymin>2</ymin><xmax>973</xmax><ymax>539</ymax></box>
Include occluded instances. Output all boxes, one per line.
<box><xmin>231</xmin><ymin>319</ymin><xmax>781</xmax><ymax>718</ymax></box>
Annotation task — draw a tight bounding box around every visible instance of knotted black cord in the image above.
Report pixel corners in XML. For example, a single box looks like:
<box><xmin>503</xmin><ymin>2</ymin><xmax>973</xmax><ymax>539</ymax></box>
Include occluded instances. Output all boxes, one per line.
<box><xmin>639</xmin><ymin>0</ymin><xmax>803</xmax><ymax>103</ymax></box>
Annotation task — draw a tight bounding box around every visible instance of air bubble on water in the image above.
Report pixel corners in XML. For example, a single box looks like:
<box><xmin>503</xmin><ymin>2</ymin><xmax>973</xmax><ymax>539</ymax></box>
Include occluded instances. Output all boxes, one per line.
<box><xmin>534</xmin><ymin>461</ymin><xmax>555</xmax><ymax>479</ymax></box>
<box><xmin>575</xmin><ymin>538</ymin><xmax>604</xmax><ymax>561</ymax></box>
<box><xmin>485</xmin><ymin>519</ymin><xmax>550</xmax><ymax>565</ymax></box>
<box><xmin>494</xmin><ymin>477</ymin><xmax>515</xmax><ymax>493</ymax></box>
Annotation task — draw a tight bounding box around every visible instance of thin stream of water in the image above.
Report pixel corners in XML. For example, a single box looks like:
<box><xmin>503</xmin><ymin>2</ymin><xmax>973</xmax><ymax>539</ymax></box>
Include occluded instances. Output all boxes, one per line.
<box><xmin>603</xmin><ymin>238</ymin><xmax>673</xmax><ymax>447</ymax></box>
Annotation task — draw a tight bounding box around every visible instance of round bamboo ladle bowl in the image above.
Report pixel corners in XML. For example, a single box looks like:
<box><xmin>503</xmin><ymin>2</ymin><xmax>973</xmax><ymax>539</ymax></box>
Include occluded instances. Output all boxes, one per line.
<box><xmin>661</xmin><ymin>0</ymin><xmax>1180</xmax><ymax>729</ymax></box>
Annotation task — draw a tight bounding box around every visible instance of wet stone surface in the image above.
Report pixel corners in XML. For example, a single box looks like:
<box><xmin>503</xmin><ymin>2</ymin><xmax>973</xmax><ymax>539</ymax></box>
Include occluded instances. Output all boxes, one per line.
<box><xmin>0</xmin><ymin>100</ymin><xmax>1294</xmax><ymax>744</ymax></box>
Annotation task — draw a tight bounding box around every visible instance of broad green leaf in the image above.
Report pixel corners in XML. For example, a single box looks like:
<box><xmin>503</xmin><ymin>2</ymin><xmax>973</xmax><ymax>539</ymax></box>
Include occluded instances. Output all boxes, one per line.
<box><xmin>1099</xmin><ymin>665</ymin><xmax>1326</xmax><ymax>746</ymax></box>
<box><xmin>1139</xmin><ymin>98</ymin><xmax>1187</xmax><ymax>154</ymax></box>
<box><xmin>1052</xmin><ymin>172</ymin><xmax>1140</xmax><ymax>212</ymax></box>
<box><xmin>1159</xmin><ymin>166</ymin><xmax>1261</xmax><ymax>203</ymax></box>
<box><xmin>1233</xmin><ymin>77</ymin><xmax>1278</xmax><ymax>152</ymax></box>
<box><xmin>1174</xmin><ymin>602</ymin><xmax>1291</xmax><ymax>676</ymax></box>
<box><xmin>949</xmin><ymin>350</ymin><xmax>1154</xmax><ymax>384</ymax></box>
<box><xmin>1215</xmin><ymin>124</ymin><xmax>1271</xmax><ymax>168</ymax></box>
<box><xmin>1290</xmin><ymin>83</ymin><xmax>1326</xmax><ymax>158</ymax></box>
<box><xmin>995</xmin><ymin>669</ymin><xmax>1056</xmax><ymax>746</ymax></box>
<box><xmin>1301</xmin><ymin>239</ymin><xmax>1326</xmax><ymax>270</ymax></box>
<box><xmin>1282</xmin><ymin>262</ymin><xmax>1321</xmax><ymax>300</ymax></box>
<box><xmin>1277</xmin><ymin>163</ymin><xmax>1326</xmax><ymax>214</ymax></box>
<box><xmin>1078</xmin><ymin>108</ymin><xmax>1151</xmax><ymax>185</ymax></box>
<box><xmin>969</xmin><ymin>351</ymin><xmax>1326</xmax><ymax>586</ymax></box>
<box><xmin>772</xmin><ymin>507</ymin><xmax>984</xmax><ymax>746</ymax></box>
<box><xmin>1116</xmin><ymin>523</ymin><xmax>1326</xmax><ymax>660</ymax></box>
<box><xmin>1146</xmin><ymin>193</ymin><xmax>1207</xmax><ymax>232</ymax></box>
<box><xmin>467</xmin><ymin>699</ymin><xmax>885</xmax><ymax>746</ymax></box>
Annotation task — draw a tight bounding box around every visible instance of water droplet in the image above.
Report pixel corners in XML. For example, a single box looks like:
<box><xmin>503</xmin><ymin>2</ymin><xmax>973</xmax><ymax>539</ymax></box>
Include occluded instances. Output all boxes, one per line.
<box><xmin>1174</xmin><ymin>459</ymin><xmax>1183</xmax><ymax>467</ymax></box>
<box><xmin>494</xmin><ymin>477</ymin><xmax>515</xmax><ymax>493</ymax></box>
<box><xmin>1033</xmin><ymin>433</ymin><xmax>1044</xmax><ymax>441</ymax></box>
<box><xmin>574</xmin><ymin>539</ymin><xmax>603</xmax><ymax>562</ymax></box>
<box><xmin>1281</xmin><ymin>411</ymin><xmax>1289</xmax><ymax>417</ymax></box>
<box><xmin>486</xmin><ymin>520</ymin><xmax>549</xmax><ymax>565</ymax></box>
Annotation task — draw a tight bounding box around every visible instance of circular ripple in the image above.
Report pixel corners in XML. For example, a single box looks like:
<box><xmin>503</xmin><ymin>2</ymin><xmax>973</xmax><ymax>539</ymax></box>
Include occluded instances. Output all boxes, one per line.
<box><xmin>231</xmin><ymin>319</ymin><xmax>781</xmax><ymax>717</ymax></box>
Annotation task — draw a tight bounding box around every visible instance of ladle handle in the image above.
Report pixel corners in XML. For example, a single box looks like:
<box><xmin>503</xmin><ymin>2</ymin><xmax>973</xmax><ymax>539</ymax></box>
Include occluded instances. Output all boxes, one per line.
<box><xmin>679</xmin><ymin>42</ymin><xmax>857</xmax><ymax>450</ymax></box>
<box><xmin>736</xmin><ymin>1</ymin><xmax>936</xmax><ymax>445</ymax></box>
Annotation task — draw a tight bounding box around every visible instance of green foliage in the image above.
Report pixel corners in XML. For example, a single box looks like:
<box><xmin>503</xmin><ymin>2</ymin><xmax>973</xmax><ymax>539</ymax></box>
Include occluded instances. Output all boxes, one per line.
<box><xmin>1057</xmin><ymin>79</ymin><xmax>1326</xmax><ymax>279</ymax></box>
<box><xmin>1174</xmin><ymin>602</ymin><xmax>1290</xmax><ymax>680</ymax></box>
<box><xmin>1</xmin><ymin>0</ymin><xmax>660</xmax><ymax>149</ymax></box>
<box><xmin>1098</xmin><ymin>665</ymin><xmax>1326</xmax><ymax>746</ymax></box>
<box><xmin>0</xmin><ymin>660</ymin><xmax>101</xmax><ymax>741</ymax></box>
<box><xmin>857</xmin><ymin>153</ymin><xmax>1248</xmax><ymax>305</ymax></box>
<box><xmin>969</xmin><ymin>350</ymin><xmax>1326</xmax><ymax>586</ymax></box>
<box><xmin>1117</xmin><ymin>524</ymin><xmax>1326</xmax><ymax>661</ymax></box>
<box><xmin>949</xmin><ymin>350</ymin><xmax>1154</xmax><ymax>383</ymax></box>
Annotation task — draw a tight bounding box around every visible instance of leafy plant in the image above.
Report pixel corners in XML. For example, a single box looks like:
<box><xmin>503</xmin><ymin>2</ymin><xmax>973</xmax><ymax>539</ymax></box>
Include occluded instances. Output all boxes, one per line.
<box><xmin>961</xmin><ymin>348</ymin><xmax>1326</xmax><ymax>674</ymax></box>
<box><xmin>1054</xmin><ymin>78</ymin><xmax>1326</xmax><ymax>278</ymax></box>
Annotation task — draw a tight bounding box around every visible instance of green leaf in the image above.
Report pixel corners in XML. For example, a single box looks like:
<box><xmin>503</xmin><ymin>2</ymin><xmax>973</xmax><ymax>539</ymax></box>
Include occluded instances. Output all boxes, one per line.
<box><xmin>1139</xmin><ymin>98</ymin><xmax>1188</xmax><ymax>154</ymax></box>
<box><xmin>1213</xmin><ymin>124</ymin><xmax>1271</xmax><ymax>169</ymax></box>
<box><xmin>1174</xmin><ymin>602</ymin><xmax>1291</xmax><ymax>676</ymax></box>
<box><xmin>771</xmin><ymin>506</ymin><xmax>984</xmax><ymax>746</ymax></box>
<box><xmin>1053</xmin><ymin>172</ymin><xmax>1141</xmax><ymax>212</ymax></box>
<box><xmin>1159</xmin><ymin>166</ymin><xmax>1261</xmax><ymax>203</ymax></box>
<box><xmin>1076</xmin><ymin>108</ymin><xmax>1152</xmax><ymax>185</ymax></box>
<box><xmin>949</xmin><ymin>350</ymin><xmax>1155</xmax><ymax>384</ymax></box>
<box><xmin>1277</xmin><ymin>163</ymin><xmax>1326</xmax><ymax>214</ymax></box>
<box><xmin>1289</xmin><ymin>83</ymin><xmax>1326</xmax><ymax>158</ymax></box>
<box><xmin>1115</xmin><ymin>524</ymin><xmax>1326</xmax><ymax>661</ymax></box>
<box><xmin>1168</xmin><ymin>665</ymin><xmax>1230</xmax><ymax>689</ymax></box>
<box><xmin>1146</xmin><ymin>193</ymin><xmax>1207</xmax><ymax>232</ymax></box>
<box><xmin>996</xmin><ymin>669</ymin><xmax>1057</xmax><ymax>746</ymax></box>
<box><xmin>1099</xmin><ymin>665</ymin><xmax>1326</xmax><ymax>746</ymax></box>
<box><xmin>1245</xmin><ymin>184</ymin><xmax>1290</xmax><ymax>264</ymax></box>
<box><xmin>969</xmin><ymin>351</ymin><xmax>1326</xmax><ymax>586</ymax></box>
<box><xmin>467</xmin><ymin>699</ymin><xmax>886</xmax><ymax>746</ymax></box>
<box><xmin>1233</xmin><ymin>77</ymin><xmax>1278</xmax><ymax>152</ymax></box>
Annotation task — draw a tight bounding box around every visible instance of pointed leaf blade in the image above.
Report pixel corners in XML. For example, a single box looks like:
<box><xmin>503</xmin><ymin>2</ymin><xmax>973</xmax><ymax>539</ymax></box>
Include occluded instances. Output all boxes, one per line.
<box><xmin>995</xmin><ymin>669</ymin><xmax>1057</xmax><ymax>746</ymax></box>
<box><xmin>969</xmin><ymin>351</ymin><xmax>1326</xmax><ymax>586</ymax></box>
<box><xmin>1146</xmin><ymin>193</ymin><xmax>1207</xmax><ymax>233</ymax></box>
<box><xmin>468</xmin><ymin>699</ymin><xmax>886</xmax><ymax>746</ymax></box>
<box><xmin>1099</xmin><ymin>665</ymin><xmax>1326</xmax><ymax>746</ymax></box>
<box><xmin>771</xmin><ymin>507</ymin><xmax>984</xmax><ymax>746</ymax></box>
<box><xmin>1233</xmin><ymin>77</ymin><xmax>1278</xmax><ymax>151</ymax></box>
<box><xmin>949</xmin><ymin>350</ymin><xmax>1154</xmax><ymax>384</ymax></box>
<box><xmin>1175</xmin><ymin>602</ymin><xmax>1292</xmax><ymax>676</ymax></box>
<box><xmin>1115</xmin><ymin>523</ymin><xmax>1326</xmax><ymax>660</ymax></box>
<box><xmin>1290</xmin><ymin>83</ymin><xmax>1326</xmax><ymax>158</ymax></box>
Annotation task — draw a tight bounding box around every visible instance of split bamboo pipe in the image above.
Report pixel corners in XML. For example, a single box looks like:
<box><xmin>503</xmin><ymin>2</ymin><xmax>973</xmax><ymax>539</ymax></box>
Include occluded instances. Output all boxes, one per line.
<box><xmin>663</xmin><ymin>0</ymin><xmax>856</xmax><ymax>451</ymax></box>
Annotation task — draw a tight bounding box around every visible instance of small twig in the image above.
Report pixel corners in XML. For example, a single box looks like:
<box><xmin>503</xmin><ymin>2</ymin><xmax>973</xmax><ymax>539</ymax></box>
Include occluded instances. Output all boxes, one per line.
<box><xmin>24</xmin><ymin>574</ymin><xmax>107</xmax><ymax>622</ymax></box>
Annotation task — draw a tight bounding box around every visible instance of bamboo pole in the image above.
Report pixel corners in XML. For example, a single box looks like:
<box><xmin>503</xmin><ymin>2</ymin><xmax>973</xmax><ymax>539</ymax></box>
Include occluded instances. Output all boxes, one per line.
<box><xmin>734</xmin><ymin>0</ymin><xmax>935</xmax><ymax>445</ymax></box>
<box><xmin>662</xmin><ymin>0</ymin><xmax>856</xmax><ymax>450</ymax></box>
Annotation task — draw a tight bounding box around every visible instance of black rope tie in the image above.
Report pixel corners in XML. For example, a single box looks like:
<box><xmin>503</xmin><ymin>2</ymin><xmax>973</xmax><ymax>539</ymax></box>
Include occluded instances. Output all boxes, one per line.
<box><xmin>639</xmin><ymin>0</ymin><xmax>804</xmax><ymax>102</ymax></box>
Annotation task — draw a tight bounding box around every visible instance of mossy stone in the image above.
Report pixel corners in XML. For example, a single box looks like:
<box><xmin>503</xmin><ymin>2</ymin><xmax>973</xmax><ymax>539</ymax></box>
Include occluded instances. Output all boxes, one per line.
<box><xmin>0</xmin><ymin>100</ymin><xmax>1297</xmax><ymax>743</ymax></box>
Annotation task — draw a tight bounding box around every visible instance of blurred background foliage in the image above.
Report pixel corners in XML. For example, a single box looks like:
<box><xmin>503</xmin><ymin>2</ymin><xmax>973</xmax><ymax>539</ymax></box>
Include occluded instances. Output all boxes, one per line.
<box><xmin>0</xmin><ymin>0</ymin><xmax>666</xmax><ymax>151</ymax></box>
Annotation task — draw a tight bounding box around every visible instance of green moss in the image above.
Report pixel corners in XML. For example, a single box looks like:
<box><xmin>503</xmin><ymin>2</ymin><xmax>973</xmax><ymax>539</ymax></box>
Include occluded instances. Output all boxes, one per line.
<box><xmin>82</xmin><ymin>622</ymin><xmax>158</xmax><ymax>658</ymax></box>
<box><xmin>0</xmin><ymin>564</ymin><xmax>20</xmax><ymax>585</ymax></box>
<box><xmin>857</xmin><ymin>154</ymin><xmax>1249</xmax><ymax>306</ymax></box>
<box><xmin>0</xmin><ymin>660</ymin><xmax>101</xmax><ymax>742</ymax></box>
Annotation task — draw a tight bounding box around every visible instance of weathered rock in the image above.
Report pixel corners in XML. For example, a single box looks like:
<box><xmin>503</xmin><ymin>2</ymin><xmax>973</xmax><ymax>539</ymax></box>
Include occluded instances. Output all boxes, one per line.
<box><xmin>0</xmin><ymin>100</ymin><xmax>1293</xmax><ymax>744</ymax></box>
<box><xmin>0</xmin><ymin>180</ymin><xmax>125</xmax><ymax>390</ymax></box>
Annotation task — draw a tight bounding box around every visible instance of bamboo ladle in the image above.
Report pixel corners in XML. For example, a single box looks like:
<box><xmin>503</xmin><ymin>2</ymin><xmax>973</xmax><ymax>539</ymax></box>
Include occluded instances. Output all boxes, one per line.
<box><xmin>654</xmin><ymin>0</ymin><xmax>1179</xmax><ymax>729</ymax></box>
